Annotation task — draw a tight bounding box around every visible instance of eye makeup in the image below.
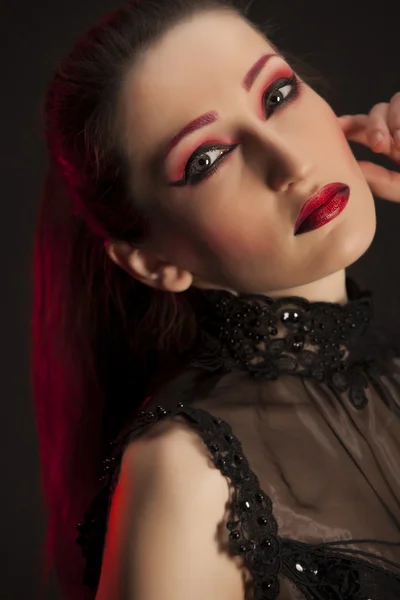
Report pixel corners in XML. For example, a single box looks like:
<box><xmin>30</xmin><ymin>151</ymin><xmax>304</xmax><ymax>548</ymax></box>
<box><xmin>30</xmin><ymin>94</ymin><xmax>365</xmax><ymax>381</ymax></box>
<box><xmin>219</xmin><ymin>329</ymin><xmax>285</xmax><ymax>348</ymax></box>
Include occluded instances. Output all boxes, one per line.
<box><xmin>168</xmin><ymin>68</ymin><xmax>303</xmax><ymax>187</ymax></box>
<box><xmin>163</xmin><ymin>52</ymin><xmax>278</xmax><ymax>162</ymax></box>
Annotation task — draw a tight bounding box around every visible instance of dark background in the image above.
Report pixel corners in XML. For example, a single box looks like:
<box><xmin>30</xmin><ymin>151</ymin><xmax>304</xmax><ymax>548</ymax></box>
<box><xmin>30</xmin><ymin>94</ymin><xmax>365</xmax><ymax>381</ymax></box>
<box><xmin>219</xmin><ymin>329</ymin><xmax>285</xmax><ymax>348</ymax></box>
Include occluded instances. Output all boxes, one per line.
<box><xmin>2</xmin><ymin>0</ymin><xmax>399</xmax><ymax>597</ymax></box>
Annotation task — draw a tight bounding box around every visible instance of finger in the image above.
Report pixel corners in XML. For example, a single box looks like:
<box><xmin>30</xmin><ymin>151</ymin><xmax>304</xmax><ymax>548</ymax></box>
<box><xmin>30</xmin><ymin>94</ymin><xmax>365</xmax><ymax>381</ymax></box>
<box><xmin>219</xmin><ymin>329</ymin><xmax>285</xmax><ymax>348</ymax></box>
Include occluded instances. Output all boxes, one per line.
<box><xmin>337</xmin><ymin>114</ymin><xmax>369</xmax><ymax>137</ymax></box>
<box><xmin>358</xmin><ymin>160</ymin><xmax>400</xmax><ymax>202</ymax></box>
<box><xmin>337</xmin><ymin>114</ymin><xmax>372</xmax><ymax>147</ymax></box>
<box><xmin>387</xmin><ymin>92</ymin><xmax>400</xmax><ymax>150</ymax></box>
<box><xmin>338</xmin><ymin>110</ymin><xmax>395</xmax><ymax>156</ymax></box>
<box><xmin>366</xmin><ymin>102</ymin><xmax>391</xmax><ymax>154</ymax></box>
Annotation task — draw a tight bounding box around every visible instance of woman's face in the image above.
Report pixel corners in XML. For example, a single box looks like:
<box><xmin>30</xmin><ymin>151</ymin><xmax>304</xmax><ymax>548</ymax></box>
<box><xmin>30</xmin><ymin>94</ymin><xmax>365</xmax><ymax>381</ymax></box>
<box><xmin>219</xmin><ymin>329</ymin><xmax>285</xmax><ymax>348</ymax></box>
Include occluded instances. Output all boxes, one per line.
<box><xmin>117</xmin><ymin>10</ymin><xmax>376</xmax><ymax>296</ymax></box>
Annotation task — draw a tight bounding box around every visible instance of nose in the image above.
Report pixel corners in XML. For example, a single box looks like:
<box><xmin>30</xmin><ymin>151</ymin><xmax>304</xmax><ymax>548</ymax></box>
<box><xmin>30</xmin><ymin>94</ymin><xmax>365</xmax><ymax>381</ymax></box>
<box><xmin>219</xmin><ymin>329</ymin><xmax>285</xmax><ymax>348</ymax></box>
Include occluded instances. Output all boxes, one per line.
<box><xmin>245</xmin><ymin>123</ymin><xmax>315</xmax><ymax>193</ymax></box>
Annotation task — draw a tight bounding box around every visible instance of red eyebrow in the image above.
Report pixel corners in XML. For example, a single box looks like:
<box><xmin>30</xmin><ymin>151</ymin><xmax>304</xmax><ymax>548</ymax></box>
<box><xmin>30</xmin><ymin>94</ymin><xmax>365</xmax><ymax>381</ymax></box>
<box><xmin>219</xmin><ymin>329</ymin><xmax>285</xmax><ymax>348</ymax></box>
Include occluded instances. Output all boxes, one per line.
<box><xmin>164</xmin><ymin>53</ymin><xmax>277</xmax><ymax>159</ymax></box>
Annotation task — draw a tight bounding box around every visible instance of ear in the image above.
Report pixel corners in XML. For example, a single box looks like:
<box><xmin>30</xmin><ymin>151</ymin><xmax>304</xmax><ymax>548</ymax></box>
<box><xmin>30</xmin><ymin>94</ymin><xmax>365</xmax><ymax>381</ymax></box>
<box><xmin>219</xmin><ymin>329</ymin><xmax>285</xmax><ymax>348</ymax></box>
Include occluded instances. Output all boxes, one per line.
<box><xmin>105</xmin><ymin>239</ymin><xmax>193</xmax><ymax>293</ymax></box>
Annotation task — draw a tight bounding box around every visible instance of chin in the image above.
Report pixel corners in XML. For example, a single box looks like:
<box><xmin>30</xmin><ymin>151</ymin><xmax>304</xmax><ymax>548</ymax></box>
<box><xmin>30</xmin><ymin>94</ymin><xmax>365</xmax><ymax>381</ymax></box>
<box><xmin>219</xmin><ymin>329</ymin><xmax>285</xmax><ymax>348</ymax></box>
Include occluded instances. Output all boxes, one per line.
<box><xmin>332</xmin><ymin>212</ymin><xmax>377</xmax><ymax>271</ymax></box>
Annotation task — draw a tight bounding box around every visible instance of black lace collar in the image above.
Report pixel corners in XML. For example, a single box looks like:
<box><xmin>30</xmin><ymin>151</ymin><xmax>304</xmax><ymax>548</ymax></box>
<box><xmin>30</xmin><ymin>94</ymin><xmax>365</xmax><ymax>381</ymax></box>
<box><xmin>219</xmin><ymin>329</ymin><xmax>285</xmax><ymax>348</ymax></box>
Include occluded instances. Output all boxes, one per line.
<box><xmin>189</xmin><ymin>277</ymin><xmax>395</xmax><ymax>409</ymax></box>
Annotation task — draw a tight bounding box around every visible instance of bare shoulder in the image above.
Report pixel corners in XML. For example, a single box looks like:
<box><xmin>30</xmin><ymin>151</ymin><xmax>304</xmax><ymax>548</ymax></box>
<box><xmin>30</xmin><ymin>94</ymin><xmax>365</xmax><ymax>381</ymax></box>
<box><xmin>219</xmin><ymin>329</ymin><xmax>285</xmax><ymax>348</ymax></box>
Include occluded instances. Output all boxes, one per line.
<box><xmin>95</xmin><ymin>416</ymin><xmax>249</xmax><ymax>600</ymax></box>
<box><xmin>121</xmin><ymin>415</ymin><xmax>223</xmax><ymax>488</ymax></box>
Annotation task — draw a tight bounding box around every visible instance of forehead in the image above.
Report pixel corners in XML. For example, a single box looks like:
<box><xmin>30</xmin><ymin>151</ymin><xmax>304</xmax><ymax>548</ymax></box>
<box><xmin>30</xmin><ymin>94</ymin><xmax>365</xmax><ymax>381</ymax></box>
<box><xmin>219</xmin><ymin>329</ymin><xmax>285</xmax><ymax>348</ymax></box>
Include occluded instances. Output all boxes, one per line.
<box><xmin>119</xmin><ymin>11</ymin><xmax>273</xmax><ymax>185</ymax></box>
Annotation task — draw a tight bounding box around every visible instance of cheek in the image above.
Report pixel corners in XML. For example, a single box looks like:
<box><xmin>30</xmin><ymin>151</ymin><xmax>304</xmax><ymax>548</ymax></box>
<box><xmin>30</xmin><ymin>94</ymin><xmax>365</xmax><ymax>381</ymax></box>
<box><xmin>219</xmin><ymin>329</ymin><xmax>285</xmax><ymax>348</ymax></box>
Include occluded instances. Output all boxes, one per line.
<box><xmin>192</xmin><ymin>209</ymin><xmax>279</xmax><ymax>268</ymax></box>
<box><xmin>313</xmin><ymin>99</ymin><xmax>357</xmax><ymax>162</ymax></box>
<box><xmin>156</xmin><ymin>204</ymin><xmax>276</xmax><ymax>270</ymax></box>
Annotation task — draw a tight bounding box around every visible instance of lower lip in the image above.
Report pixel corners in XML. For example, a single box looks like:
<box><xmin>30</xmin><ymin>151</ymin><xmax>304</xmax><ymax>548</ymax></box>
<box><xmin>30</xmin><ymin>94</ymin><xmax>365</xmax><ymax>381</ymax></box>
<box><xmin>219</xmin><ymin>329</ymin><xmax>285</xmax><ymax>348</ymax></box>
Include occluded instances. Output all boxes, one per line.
<box><xmin>295</xmin><ymin>186</ymin><xmax>350</xmax><ymax>236</ymax></box>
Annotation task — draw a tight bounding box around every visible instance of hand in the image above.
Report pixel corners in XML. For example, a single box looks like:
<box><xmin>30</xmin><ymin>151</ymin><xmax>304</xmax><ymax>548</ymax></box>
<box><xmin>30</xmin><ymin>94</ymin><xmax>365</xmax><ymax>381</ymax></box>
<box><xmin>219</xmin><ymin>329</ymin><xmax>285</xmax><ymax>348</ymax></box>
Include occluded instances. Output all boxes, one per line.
<box><xmin>337</xmin><ymin>92</ymin><xmax>400</xmax><ymax>202</ymax></box>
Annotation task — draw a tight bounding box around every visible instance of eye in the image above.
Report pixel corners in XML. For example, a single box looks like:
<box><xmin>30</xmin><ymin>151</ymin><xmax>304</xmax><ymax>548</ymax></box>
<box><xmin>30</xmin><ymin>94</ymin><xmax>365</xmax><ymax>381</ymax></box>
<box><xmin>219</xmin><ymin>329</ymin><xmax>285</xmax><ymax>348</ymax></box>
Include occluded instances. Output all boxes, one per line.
<box><xmin>263</xmin><ymin>75</ymin><xmax>299</xmax><ymax>117</ymax></box>
<box><xmin>186</xmin><ymin>145</ymin><xmax>236</xmax><ymax>180</ymax></box>
<box><xmin>170</xmin><ymin>143</ymin><xmax>239</xmax><ymax>187</ymax></box>
<box><xmin>169</xmin><ymin>73</ymin><xmax>300</xmax><ymax>187</ymax></box>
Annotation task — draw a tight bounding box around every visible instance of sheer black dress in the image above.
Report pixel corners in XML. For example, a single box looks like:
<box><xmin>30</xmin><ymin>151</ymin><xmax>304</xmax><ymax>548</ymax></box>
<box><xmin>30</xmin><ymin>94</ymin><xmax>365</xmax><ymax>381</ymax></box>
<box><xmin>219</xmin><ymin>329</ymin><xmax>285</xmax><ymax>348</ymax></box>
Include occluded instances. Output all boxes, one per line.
<box><xmin>76</xmin><ymin>277</ymin><xmax>400</xmax><ymax>599</ymax></box>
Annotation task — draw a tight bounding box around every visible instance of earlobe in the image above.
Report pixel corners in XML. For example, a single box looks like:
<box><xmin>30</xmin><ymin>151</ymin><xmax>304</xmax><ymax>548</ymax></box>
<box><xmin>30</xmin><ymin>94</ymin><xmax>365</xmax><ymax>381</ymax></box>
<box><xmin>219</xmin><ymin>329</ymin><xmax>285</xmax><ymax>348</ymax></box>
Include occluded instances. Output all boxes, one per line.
<box><xmin>105</xmin><ymin>239</ymin><xmax>193</xmax><ymax>292</ymax></box>
<box><xmin>158</xmin><ymin>265</ymin><xmax>194</xmax><ymax>292</ymax></box>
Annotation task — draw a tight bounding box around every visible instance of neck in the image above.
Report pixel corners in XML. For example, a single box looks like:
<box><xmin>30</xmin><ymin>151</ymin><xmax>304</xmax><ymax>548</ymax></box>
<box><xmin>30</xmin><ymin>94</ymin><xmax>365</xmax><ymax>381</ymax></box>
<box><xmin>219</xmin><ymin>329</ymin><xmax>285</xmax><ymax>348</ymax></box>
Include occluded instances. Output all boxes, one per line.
<box><xmin>265</xmin><ymin>270</ymin><xmax>348</xmax><ymax>305</ymax></box>
<box><xmin>191</xmin><ymin>272</ymin><xmax>374</xmax><ymax>410</ymax></box>
<box><xmin>194</xmin><ymin>269</ymin><xmax>348</xmax><ymax>305</ymax></box>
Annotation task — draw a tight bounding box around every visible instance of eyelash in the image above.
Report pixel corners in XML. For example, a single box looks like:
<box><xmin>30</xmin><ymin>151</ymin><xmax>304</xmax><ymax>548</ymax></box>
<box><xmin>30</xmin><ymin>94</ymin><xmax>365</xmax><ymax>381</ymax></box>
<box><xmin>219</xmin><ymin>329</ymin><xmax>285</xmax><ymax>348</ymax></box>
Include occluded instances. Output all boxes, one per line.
<box><xmin>173</xmin><ymin>74</ymin><xmax>301</xmax><ymax>187</ymax></box>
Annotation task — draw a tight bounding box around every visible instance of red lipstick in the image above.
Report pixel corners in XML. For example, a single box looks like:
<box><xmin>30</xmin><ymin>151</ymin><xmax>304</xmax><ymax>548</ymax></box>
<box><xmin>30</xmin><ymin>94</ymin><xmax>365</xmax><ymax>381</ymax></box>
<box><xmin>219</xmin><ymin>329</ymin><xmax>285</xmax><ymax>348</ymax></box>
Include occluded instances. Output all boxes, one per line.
<box><xmin>294</xmin><ymin>183</ymin><xmax>350</xmax><ymax>236</ymax></box>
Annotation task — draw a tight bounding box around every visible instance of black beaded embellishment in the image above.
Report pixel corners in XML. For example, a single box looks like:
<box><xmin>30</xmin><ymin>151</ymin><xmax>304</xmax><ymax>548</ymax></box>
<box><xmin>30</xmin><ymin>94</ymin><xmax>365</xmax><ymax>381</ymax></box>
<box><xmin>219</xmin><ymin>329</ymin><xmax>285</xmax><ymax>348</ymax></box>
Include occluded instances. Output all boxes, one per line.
<box><xmin>76</xmin><ymin>403</ymin><xmax>400</xmax><ymax>598</ymax></box>
<box><xmin>190</xmin><ymin>279</ymin><xmax>380</xmax><ymax>409</ymax></box>
<box><xmin>76</xmin><ymin>403</ymin><xmax>281</xmax><ymax>597</ymax></box>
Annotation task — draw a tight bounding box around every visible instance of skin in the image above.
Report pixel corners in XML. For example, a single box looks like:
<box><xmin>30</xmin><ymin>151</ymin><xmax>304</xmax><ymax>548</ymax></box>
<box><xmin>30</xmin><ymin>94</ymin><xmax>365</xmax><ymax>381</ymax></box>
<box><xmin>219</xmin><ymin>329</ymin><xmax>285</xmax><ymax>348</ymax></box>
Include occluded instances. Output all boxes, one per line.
<box><xmin>107</xmin><ymin>9</ymin><xmax>381</xmax><ymax>304</ymax></box>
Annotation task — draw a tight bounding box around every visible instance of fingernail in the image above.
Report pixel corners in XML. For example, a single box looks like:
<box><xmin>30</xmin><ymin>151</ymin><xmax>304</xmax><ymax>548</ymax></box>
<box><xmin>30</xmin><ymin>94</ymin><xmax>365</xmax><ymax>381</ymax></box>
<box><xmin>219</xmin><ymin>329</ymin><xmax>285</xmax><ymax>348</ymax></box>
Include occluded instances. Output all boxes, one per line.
<box><xmin>371</xmin><ymin>130</ymin><xmax>384</xmax><ymax>147</ymax></box>
<box><xmin>394</xmin><ymin>129</ymin><xmax>400</xmax><ymax>149</ymax></box>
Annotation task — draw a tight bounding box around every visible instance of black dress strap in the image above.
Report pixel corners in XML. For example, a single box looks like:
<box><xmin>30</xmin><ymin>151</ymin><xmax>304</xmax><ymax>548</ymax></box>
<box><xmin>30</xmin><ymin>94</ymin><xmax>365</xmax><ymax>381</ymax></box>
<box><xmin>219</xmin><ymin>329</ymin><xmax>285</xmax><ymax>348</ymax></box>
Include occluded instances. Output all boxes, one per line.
<box><xmin>76</xmin><ymin>403</ymin><xmax>400</xmax><ymax>599</ymax></box>
<box><xmin>76</xmin><ymin>402</ymin><xmax>280</xmax><ymax>595</ymax></box>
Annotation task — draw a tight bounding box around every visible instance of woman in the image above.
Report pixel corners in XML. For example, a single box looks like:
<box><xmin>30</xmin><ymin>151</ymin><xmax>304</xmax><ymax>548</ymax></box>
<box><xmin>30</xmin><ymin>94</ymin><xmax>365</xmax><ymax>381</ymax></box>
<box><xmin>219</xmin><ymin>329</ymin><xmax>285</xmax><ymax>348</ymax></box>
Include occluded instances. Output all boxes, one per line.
<box><xmin>32</xmin><ymin>0</ymin><xmax>400</xmax><ymax>598</ymax></box>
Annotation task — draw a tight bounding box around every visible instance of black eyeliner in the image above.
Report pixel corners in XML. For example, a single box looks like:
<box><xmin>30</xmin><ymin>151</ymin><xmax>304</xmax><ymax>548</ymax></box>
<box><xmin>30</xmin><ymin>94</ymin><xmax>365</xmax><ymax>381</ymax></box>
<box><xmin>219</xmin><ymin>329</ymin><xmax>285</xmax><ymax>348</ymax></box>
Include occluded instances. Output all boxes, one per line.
<box><xmin>170</xmin><ymin>74</ymin><xmax>301</xmax><ymax>187</ymax></box>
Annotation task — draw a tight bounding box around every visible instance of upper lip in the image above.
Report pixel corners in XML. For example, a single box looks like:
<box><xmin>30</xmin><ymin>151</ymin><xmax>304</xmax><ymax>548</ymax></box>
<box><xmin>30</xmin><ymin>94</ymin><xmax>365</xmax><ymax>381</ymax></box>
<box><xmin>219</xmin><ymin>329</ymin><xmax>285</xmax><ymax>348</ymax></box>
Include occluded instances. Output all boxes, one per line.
<box><xmin>294</xmin><ymin>182</ymin><xmax>349</xmax><ymax>233</ymax></box>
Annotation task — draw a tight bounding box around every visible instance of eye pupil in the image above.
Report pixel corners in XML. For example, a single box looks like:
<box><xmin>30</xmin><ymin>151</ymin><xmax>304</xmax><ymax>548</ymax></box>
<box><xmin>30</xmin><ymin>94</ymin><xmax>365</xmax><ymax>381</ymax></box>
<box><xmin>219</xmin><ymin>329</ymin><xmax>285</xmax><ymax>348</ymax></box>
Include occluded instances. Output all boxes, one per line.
<box><xmin>269</xmin><ymin>92</ymin><xmax>283</xmax><ymax>106</ymax></box>
<box><xmin>195</xmin><ymin>155</ymin><xmax>211</xmax><ymax>172</ymax></box>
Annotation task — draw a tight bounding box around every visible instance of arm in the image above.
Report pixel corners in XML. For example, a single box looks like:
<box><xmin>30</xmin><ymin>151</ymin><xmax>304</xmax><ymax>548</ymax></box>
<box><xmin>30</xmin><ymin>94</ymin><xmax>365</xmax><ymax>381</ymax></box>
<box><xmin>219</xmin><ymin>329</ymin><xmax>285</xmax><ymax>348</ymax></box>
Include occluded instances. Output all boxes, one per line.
<box><xmin>95</xmin><ymin>418</ymin><xmax>248</xmax><ymax>600</ymax></box>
